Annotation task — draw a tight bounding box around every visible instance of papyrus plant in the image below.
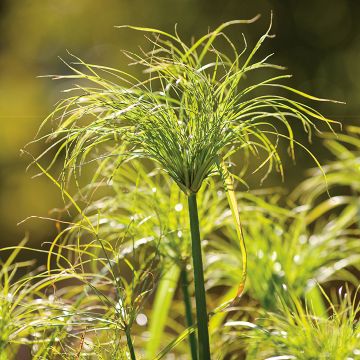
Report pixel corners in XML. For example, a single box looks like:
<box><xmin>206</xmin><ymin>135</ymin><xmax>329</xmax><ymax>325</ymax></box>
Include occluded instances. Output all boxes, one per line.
<box><xmin>37</xmin><ymin>16</ymin><xmax>339</xmax><ymax>359</ymax></box>
<box><xmin>206</xmin><ymin>186</ymin><xmax>360</xmax><ymax>315</ymax></box>
<box><xmin>241</xmin><ymin>286</ymin><xmax>360</xmax><ymax>359</ymax></box>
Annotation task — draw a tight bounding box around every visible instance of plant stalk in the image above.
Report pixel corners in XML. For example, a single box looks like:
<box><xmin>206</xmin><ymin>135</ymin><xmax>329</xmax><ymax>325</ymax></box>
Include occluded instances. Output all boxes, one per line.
<box><xmin>187</xmin><ymin>193</ymin><xmax>211</xmax><ymax>360</ymax></box>
<box><xmin>125</xmin><ymin>325</ymin><xmax>136</xmax><ymax>360</ymax></box>
<box><xmin>180</xmin><ymin>266</ymin><xmax>198</xmax><ymax>360</ymax></box>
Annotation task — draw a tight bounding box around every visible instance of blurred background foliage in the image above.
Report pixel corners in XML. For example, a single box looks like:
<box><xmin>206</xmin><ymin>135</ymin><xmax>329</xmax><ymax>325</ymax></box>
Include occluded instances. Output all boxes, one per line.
<box><xmin>0</xmin><ymin>0</ymin><xmax>359</xmax><ymax>254</ymax></box>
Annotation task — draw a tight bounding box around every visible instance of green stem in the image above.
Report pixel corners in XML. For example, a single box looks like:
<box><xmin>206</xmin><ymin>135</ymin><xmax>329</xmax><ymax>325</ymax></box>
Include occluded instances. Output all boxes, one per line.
<box><xmin>125</xmin><ymin>326</ymin><xmax>136</xmax><ymax>360</ymax></box>
<box><xmin>180</xmin><ymin>266</ymin><xmax>198</xmax><ymax>360</ymax></box>
<box><xmin>187</xmin><ymin>193</ymin><xmax>211</xmax><ymax>360</ymax></box>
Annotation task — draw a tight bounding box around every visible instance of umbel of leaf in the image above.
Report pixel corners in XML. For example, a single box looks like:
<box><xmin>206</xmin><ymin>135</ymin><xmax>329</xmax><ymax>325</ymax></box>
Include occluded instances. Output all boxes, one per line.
<box><xmin>39</xmin><ymin>16</ymin><xmax>338</xmax><ymax>194</ymax></box>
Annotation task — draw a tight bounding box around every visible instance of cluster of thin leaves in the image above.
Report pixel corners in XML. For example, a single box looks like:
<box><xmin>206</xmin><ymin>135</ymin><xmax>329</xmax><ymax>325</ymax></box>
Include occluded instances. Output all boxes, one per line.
<box><xmin>223</xmin><ymin>286</ymin><xmax>360</xmax><ymax>360</ymax></box>
<box><xmin>207</xmin><ymin>185</ymin><xmax>360</xmax><ymax>312</ymax></box>
<box><xmin>33</xmin><ymin>16</ymin><xmax>338</xmax><ymax>197</ymax></box>
<box><xmin>0</xmin><ymin>241</ymin><xmax>116</xmax><ymax>359</ymax></box>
